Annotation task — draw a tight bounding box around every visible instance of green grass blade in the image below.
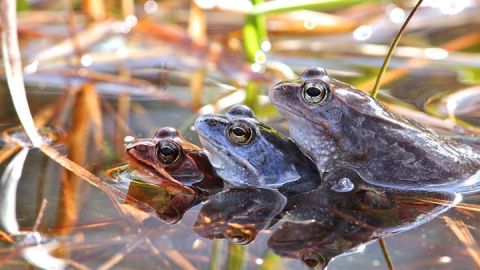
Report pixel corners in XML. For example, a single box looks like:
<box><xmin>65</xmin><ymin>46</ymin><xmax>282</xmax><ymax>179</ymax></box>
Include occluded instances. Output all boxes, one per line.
<box><xmin>226</xmin><ymin>243</ymin><xmax>246</xmax><ymax>270</ymax></box>
<box><xmin>209</xmin><ymin>240</ymin><xmax>223</xmax><ymax>270</ymax></box>
<box><xmin>243</xmin><ymin>15</ymin><xmax>260</xmax><ymax>63</ymax></box>
<box><xmin>248</xmin><ymin>0</ymin><xmax>381</xmax><ymax>16</ymax></box>
<box><xmin>371</xmin><ymin>0</ymin><xmax>424</xmax><ymax>98</ymax></box>
<box><xmin>259</xmin><ymin>250</ymin><xmax>283</xmax><ymax>270</ymax></box>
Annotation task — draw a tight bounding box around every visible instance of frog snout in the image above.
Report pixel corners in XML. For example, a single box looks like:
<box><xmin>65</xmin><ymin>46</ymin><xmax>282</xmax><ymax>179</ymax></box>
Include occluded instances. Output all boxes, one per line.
<box><xmin>125</xmin><ymin>139</ymin><xmax>153</xmax><ymax>155</ymax></box>
<box><xmin>195</xmin><ymin>115</ymin><xmax>219</xmax><ymax>135</ymax></box>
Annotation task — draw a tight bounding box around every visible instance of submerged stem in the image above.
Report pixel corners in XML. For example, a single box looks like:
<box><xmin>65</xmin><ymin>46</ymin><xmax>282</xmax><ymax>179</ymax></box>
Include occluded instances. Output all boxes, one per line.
<box><xmin>379</xmin><ymin>238</ymin><xmax>395</xmax><ymax>270</ymax></box>
<box><xmin>371</xmin><ymin>0</ymin><xmax>423</xmax><ymax>99</ymax></box>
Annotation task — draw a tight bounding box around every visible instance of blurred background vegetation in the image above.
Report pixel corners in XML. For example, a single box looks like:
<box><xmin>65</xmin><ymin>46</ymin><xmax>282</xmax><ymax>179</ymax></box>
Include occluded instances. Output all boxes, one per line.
<box><xmin>1</xmin><ymin>0</ymin><xmax>480</xmax><ymax>269</ymax></box>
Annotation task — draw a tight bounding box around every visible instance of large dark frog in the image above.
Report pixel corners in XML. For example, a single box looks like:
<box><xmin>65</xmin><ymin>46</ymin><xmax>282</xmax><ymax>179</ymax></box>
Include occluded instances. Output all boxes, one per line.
<box><xmin>269</xmin><ymin>67</ymin><xmax>480</xmax><ymax>192</ymax></box>
<box><xmin>125</xmin><ymin>127</ymin><xmax>223</xmax><ymax>193</ymax></box>
<box><xmin>194</xmin><ymin>104</ymin><xmax>319</xmax><ymax>189</ymax></box>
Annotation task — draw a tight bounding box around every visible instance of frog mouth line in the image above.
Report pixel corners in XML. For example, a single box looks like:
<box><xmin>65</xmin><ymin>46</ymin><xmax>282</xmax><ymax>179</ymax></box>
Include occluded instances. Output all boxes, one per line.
<box><xmin>197</xmin><ymin>134</ymin><xmax>259</xmax><ymax>180</ymax></box>
<box><xmin>126</xmin><ymin>153</ymin><xmax>166</xmax><ymax>179</ymax></box>
<box><xmin>273</xmin><ymin>104</ymin><xmax>328</xmax><ymax>130</ymax></box>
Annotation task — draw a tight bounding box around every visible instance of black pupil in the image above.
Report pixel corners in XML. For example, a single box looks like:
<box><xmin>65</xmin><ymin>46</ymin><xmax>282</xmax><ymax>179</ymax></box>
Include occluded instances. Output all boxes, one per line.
<box><xmin>232</xmin><ymin>127</ymin><xmax>246</xmax><ymax>137</ymax></box>
<box><xmin>306</xmin><ymin>86</ymin><xmax>321</xmax><ymax>97</ymax></box>
<box><xmin>160</xmin><ymin>146</ymin><xmax>174</xmax><ymax>156</ymax></box>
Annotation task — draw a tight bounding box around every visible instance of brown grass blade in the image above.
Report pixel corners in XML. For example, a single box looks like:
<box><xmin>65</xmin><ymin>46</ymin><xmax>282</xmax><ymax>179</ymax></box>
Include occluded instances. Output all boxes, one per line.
<box><xmin>97</xmin><ymin>229</ymin><xmax>155</xmax><ymax>270</ymax></box>
<box><xmin>115</xmin><ymin>93</ymin><xmax>131</xmax><ymax>156</ymax></box>
<box><xmin>0</xmin><ymin>0</ymin><xmax>42</xmax><ymax>147</ymax></box>
<box><xmin>81</xmin><ymin>0</ymin><xmax>106</xmax><ymax>21</ymax></box>
<box><xmin>32</xmin><ymin>199</ymin><xmax>48</xmax><ymax>232</ymax></box>
<box><xmin>166</xmin><ymin>249</ymin><xmax>199</xmax><ymax>270</ymax></box>
<box><xmin>39</xmin><ymin>144</ymin><xmax>126</xmax><ymax>200</ymax></box>
<box><xmin>190</xmin><ymin>69</ymin><xmax>206</xmax><ymax>110</ymax></box>
<box><xmin>443</xmin><ymin>217</ymin><xmax>480</xmax><ymax>267</ymax></box>
<box><xmin>188</xmin><ymin>1</ymin><xmax>207</xmax><ymax>47</ymax></box>
<box><xmin>0</xmin><ymin>230</ymin><xmax>14</xmax><ymax>244</ymax></box>
<box><xmin>31</xmin><ymin>21</ymin><xmax>117</xmax><ymax>62</ymax></box>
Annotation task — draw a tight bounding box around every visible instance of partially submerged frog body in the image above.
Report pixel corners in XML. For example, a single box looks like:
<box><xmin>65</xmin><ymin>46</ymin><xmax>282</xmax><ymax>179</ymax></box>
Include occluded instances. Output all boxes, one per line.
<box><xmin>269</xmin><ymin>169</ymin><xmax>458</xmax><ymax>269</ymax></box>
<box><xmin>269</xmin><ymin>67</ymin><xmax>480</xmax><ymax>192</ymax></box>
<box><xmin>125</xmin><ymin>127</ymin><xmax>223</xmax><ymax>193</ymax></box>
<box><xmin>194</xmin><ymin>105</ymin><xmax>319</xmax><ymax>189</ymax></box>
<box><xmin>125</xmin><ymin>180</ymin><xmax>202</xmax><ymax>224</ymax></box>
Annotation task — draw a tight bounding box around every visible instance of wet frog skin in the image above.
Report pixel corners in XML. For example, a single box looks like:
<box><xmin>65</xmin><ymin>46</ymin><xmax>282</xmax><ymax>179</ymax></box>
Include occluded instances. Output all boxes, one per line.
<box><xmin>269</xmin><ymin>67</ymin><xmax>480</xmax><ymax>192</ymax></box>
<box><xmin>269</xmin><ymin>168</ymin><xmax>458</xmax><ymax>268</ymax></box>
<box><xmin>195</xmin><ymin>105</ymin><xmax>319</xmax><ymax>188</ymax></box>
<box><xmin>125</xmin><ymin>127</ymin><xmax>223</xmax><ymax>192</ymax></box>
<box><xmin>125</xmin><ymin>180</ymin><xmax>202</xmax><ymax>224</ymax></box>
<box><xmin>193</xmin><ymin>188</ymin><xmax>286</xmax><ymax>245</ymax></box>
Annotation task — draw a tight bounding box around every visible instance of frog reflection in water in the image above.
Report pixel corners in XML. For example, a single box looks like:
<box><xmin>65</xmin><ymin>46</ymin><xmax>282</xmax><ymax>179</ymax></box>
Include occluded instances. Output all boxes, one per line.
<box><xmin>269</xmin><ymin>67</ymin><xmax>480</xmax><ymax>192</ymax></box>
<box><xmin>193</xmin><ymin>169</ymin><xmax>458</xmax><ymax>269</ymax></box>
<box><xmin>194</xmin><ymin>188</ymin><xmax>286</xmax><ymax>245</ymax></box>
<box><xmin>195</xmin><ymin>104</ymin><xmax>319</xmax><ymax>190</ymax></box>
<box><xmin>125</xmin><ymin>127</ymin><xmax>223</xmax><ymax>193</ymax></box>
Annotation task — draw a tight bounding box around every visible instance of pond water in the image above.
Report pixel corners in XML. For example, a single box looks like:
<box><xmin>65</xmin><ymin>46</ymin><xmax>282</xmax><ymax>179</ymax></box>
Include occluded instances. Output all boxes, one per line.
<box><xmin>1</xmin><ymin>1</ymin><xmax>480</xmax><ymax>270</ymax></box>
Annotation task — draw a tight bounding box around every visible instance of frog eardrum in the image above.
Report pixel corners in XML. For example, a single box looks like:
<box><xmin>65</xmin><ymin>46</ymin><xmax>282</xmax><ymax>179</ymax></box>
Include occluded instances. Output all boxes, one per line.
<box><xmin>157</xmin><ymin>141</ymin><xmax>181</xmax><ymax>164</ymax></box>
<box><xmin>302</xmin><ymin>81</ymin><xmax>329</xmax><ymax>104</ymax></box>
<box><xmin>227</xmin><ymin>122</ymin><xmax>254</xmax><ymax>145</ymax></box>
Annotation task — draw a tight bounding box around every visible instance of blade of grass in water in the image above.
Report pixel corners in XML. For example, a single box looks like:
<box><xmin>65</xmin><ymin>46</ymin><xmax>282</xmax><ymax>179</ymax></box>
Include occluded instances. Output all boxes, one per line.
<box><xmin>243</xmin><ymin>15</ymin><xmax>260</xmax><ymax>63</ymax></box>
<box><xmin>371</xmin><ymin>2</ymin><xmax>423</xmax><ymax>269</ymax></box>
<box><xmin>379</xmin><ymin>238</ymin><xmax>395</xmax><ymax>270</ymax></box>
<box><xmin>248</xmin><ymin>0</ymin><xmax>381</xmax><ymax>16</ymax></box>
<box><xmin>371</xmin><ymin>0</ymin><xmax>424</xmax><ymax>98</ymax></box>
<box><xmin>1</xmin><ymin>0</ymin><xmax>42</xmax><ymax>147</ymax></box>
<box><xmin>226</xmin><ymin>244</ymin><xmax>246</xmax><ymax>270</ymax></box>
<box><xmin>209</xmin><ymin>240</ymin><xmax>223</xmax><ymax>270</ymax></box>
<box><xmin>259</xmin><ymin>250</ymin><xmax>282</xmax><ymax>270</ymax></box>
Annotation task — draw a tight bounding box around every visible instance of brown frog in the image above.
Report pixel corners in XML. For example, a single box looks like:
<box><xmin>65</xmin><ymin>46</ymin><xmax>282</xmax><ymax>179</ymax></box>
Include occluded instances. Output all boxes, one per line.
<box><xmin>125</xmin><ymin>127</ymin><xmax>223</xmax><ymax>193</ymax></box>
<box><xmin>269</xmin><ymin>67</ymin><xmax>480</xmax><ymax>193</ymax></box>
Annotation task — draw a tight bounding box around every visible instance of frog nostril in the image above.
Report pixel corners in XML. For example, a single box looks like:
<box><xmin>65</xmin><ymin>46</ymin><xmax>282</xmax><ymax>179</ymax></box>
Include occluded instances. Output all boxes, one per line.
<box><xmin>135</xmin><ymin>145</ymin><xmax>148</xmax><ymax>152</ymax></box>
<box><xmin>208</xmin><ymin>119</ymin><xmax>217</xmax><ymax>126</ymax></box>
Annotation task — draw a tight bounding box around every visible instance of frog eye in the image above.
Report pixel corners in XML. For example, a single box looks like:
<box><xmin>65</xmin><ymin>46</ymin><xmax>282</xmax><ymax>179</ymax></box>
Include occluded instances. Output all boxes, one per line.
<box><xmin>302</xmin><ymin>82</ymin><xmax>329</xmax><ymax>104</ymax></box>
<box><xmin>227</xmin><ymin>122</ymin><xmax>254</xmax><ymax>145</ymax></box>
<box><xmin>225</xmin><ymin>227</ymin><xmax>255</xmax><ymax>245</ymax></box>
<box><xmin>157</xmin><ymin>141</ymin><xmax>181</xmax><ymax>164</ymax></box>
<box><xmin>302</xmin><ymin>253</ymin><xmax>326</xmax><ymax>268</ymax></box>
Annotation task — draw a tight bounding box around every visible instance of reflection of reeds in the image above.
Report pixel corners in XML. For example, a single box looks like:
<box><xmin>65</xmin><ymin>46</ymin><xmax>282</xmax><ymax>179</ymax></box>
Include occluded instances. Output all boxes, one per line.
<box><xmin>165</xmin><ymin>249</ymin><xmax>199</xmax><ymax>270</ymax></box>
<box><xmin>0</xmin><ymin>230</ymin><xmax>14</xmax><ymax>243</ymax></box>
<box><xmin>259</xmin><ymin>250</ymin><xmax>283</xmax><ymax>270</ymax></box>
<box><xmin>98</xmin><ymin>228</ymin><xmax>156</xmax><ymax>270</ymax></box>
<box><xmin>209</xmin><ymin>240</ymin><xmax>223</xmax><ymax>270</ymax></box>
<box><xmin>115</xmin><ymin>93</ymin><xmax>131</xmax><ymax>156</ymax></box>
<box><xmin>226</xmin><ymin>243</ymin><xmax>246</xmax><ymax>270</ymax></box>
<box><xmin>443</xmin><ymin>217</ymin><xmax>480</xmax><ymax>268</ymax></box>
<box><xmin>56</xmin><ymin>83</ymin><xmax>103</xmax><ymax>236</ymax></box>
<box><xmin>190</xmin><ymin>69</ymin><xmax>206</xmax><ymax>111</ymax></box>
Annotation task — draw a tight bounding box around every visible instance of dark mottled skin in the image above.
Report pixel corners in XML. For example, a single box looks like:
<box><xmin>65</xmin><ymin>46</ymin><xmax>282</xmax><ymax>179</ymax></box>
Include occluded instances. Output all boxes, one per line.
<box><xmin>269</xmin><ymin>67</ymin><xmax>480</xmax><ymax>192</ymax></box>
<box><xmin>269</xmin><ymin>169</ymin><xmax>458</xmax><ymax>268</ymax></box>
<box><xmin>190</xmin><ymin>168</ymin><xmax>457</xmax><ymax>268</ymax></box>
<box><xmin>125</xmin><ymin>127</ymin><xmax>223</xmax><ymax>193</ymax></box>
